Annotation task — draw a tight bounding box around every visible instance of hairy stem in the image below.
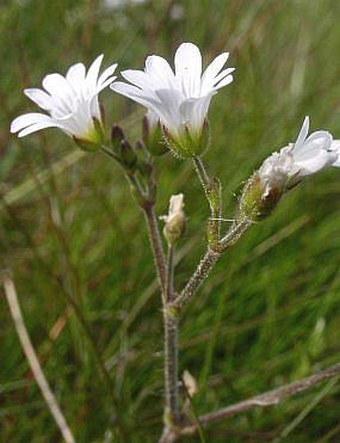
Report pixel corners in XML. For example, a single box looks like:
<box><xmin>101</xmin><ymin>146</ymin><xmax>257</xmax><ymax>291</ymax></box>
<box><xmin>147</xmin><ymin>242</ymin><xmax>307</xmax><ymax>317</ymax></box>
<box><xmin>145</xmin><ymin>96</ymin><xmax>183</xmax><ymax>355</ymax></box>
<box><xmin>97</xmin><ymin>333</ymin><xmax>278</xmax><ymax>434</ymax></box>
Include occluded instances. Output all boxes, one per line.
<box><xmin>193</xmin><ymin>157</ymin><xmax>222</xmax><ymax>248</ymax></box>
<box><xmin>193</xmin><ymin>156</ymin><xmax>210</xmax><ymax>188</ymax></box>
<box><xmin>169</xmin><ymin>218</ymin><xmax>251</xmax><ymax>313</ymax></box>
<box><xmin>143</xmin><ymin>204</ymin><xmax>167</xmax><ymax>295</ymax></box>
<box><xmin>163</xmin><ymin>246</ymin><xmax>180</xmax><ymax>425</ymax></box>
<box><xmin>171</xmin><ymin>249</ymin><xmax>220</xmax><ymax>312</ymax></box>
<box><xmin>101</xmin><ymin>145</ymin><xmax>166</xmax><ymax>294</ymax></box>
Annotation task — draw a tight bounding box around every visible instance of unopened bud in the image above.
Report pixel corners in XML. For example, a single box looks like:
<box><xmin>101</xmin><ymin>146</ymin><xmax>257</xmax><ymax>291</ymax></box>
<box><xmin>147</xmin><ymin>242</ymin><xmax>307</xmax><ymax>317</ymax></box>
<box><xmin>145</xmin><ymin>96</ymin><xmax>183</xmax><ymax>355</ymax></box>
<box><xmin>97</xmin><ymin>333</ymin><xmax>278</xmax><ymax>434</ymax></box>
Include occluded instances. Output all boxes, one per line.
<box><xmin>160</xmin><ymin>194</ymin><xmax>186</xmax><ymax>245</ymax></box>
<box><xmin>182</xmin><ymin>370</ymin><xmax>198</xmax><ymax>398</ymax></box>
<box><xmin>120</xmin><ymin>140</ymin><xmax>137</xmax><ymax>170</ymax></box>
<box><xmin>111</xmin><ymin>125</ymin><xmax>125</xmax><ymax>151</ymax></box>
<box><xmin>142</xmin><ymin>114</ymin><xmax>168</xmax><ymax>156</ymax></box>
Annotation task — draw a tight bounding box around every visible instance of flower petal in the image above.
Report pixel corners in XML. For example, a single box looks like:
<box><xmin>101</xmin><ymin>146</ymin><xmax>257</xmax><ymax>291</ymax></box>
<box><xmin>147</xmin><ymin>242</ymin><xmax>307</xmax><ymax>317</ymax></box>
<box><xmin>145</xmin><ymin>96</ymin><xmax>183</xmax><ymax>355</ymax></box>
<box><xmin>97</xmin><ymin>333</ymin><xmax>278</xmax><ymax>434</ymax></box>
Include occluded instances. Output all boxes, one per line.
<box><xmin>110</xmin><ymin>81</ymin><xmax>162</xmax><ymax>114</ymax></box>
<box><xmin>98</xmin><ymin>63</ymin><xmax>118</xmax><ymax>88</ymax></box>
<box><xmin>213</xmin><ymin>72</ymin><xmax>234</xmax><ymax>90</ymax></box>
<box><xmin>175</xmin><ymin>42</ymin><xmax>202</xmax><ymax>98</ymax></box>
<box><xmin>121</xmin><ymin>69</ymin><xmax>150</xmax><ymax>90</ymax></box>
<box><xmin>330</xmin><ymin>140</ymin><xmax>340</xmax><ymax>167</ymax></box>
<box><xmin>155</xmin><ymin>88</ymin><xmax>183</xmax><ymax>130</ymax></box>
<box><xmin>86</xmin><ymin>54</ymin><xmax>104</xmax><ymax>93</ymax></box>
<box><xmin>179</xmin><ymin>94</ymin><xmax>213</xmax><ymax>130</ymax></box>
<box><xmin>10</xmin><ymin>113</ymin><xmax>53</xmax><ymax>133</ymax></box>
<box><xmin>294</xmin><ymin>149</ymin><xmax>335</xmax><ymax>176</ymax></box>
<box><xmin>294</xmin><ymin>116</ymin><xmax>309</xmax><ymax>149</ymax></box>
<box><xmin>294</xmin><ymin>131</ymin><xmax>333</xmax><ymax>161</ymax></box>
<box><xmin>145</xmin><ymin>55</ymin><xmax>176</xmax><ymax>89</ymax></box>
<box><xmin>201</xmin><ymin>52</ymin><xmax>229</xmax><ymax>93</ymax></box>
<box><xmin>17</xmin><ymin>120</ymin><xmax>59</xmax><ymax>137</ymax></box>
<box><xmin>42</xmin><ymin>73</ymin><xmax>76</xmax><ymax>113</ymax></box>
<box><xmin>24</xmin><ymin>88</ymin><xmax>54</xmax><ymax>111</ymax></box>
<box><xmin>66</xmin><ymin>62</ymin><xmax>86</xmax><ymax>87</ymax></box>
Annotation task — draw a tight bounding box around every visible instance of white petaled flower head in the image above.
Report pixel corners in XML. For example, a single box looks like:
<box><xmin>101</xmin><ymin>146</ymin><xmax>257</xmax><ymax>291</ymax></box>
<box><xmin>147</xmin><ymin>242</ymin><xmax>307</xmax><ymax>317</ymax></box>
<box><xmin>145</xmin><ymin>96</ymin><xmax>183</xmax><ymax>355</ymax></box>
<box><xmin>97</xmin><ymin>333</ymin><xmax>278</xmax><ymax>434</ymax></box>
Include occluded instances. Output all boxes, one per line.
<box><xmin>10</xmin><ymin>55</ymin><xmax>117</xmax><ymax>152</ymax></box>
<box><xmin>260</xmin><ymin>116</ymin><xmax>336</xmax><ymax>191</ymax></box>
<box><xmin>111</xmin><ymin>42</ymin><xmax>235</xmax><ymax>158</ymax></box>
<box><xmin>160</xmin><ymin>193</ymin><xmax>186</xmax><ymax>245</ymax></box>
<box><xmin>241</xmin><ymin>117</ymin><xmax>337</xmax><ymax>221</ymax></box>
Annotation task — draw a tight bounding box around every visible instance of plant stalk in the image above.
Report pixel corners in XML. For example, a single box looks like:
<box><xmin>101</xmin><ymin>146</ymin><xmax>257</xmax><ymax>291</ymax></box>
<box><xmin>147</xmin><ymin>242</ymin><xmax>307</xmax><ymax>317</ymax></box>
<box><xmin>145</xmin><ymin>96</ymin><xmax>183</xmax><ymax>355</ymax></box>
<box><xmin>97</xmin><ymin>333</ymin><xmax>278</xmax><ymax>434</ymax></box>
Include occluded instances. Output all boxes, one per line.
<box><xmin>169</xmin><ymin>218</ymin><xmax>252</xmax><ymax>313</ymax></box>
<box><xmin>163</xmin><ymin>245</ymin><xmax>180</xmax><ymax>425</ymax></box>
<box><xmin>143</xmin><ymin>203</ymin><xmax>167</xmax><ymax>296</ymax></box>
<box><xmin>193</xmin><ymin>157</ymin><xmax>222</xmax><ymax>248</ymax></box>
<box><xmin>159</xmin><ymin>363</ymin><xmax>340</xmax><ymax>442</ymax></box>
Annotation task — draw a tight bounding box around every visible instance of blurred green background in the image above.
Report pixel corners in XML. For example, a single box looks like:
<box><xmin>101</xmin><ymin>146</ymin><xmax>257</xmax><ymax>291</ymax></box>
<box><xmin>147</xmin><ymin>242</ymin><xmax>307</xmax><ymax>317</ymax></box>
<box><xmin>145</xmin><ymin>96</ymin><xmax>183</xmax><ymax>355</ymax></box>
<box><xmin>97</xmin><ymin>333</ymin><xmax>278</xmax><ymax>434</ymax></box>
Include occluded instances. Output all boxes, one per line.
<box><xmin>1</xmin><ymin>0</ymin><xmax>340</xmax><ymax>442</ymax></box>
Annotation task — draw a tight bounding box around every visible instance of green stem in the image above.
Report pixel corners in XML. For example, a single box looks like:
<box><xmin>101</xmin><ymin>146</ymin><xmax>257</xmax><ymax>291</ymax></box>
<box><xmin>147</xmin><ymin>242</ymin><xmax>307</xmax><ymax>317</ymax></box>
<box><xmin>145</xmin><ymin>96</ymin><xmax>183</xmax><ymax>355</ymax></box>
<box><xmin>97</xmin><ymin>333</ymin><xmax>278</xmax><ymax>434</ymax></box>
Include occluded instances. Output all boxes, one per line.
<box><xmin>100</xmin><ymin>145</ymin><xmax>121</xmax><ymax>162</ymax></box>
<box><xmin>193</xmin><ymin>156</ymin><xmax>210</xmax><ymax>188</ymax></box>
<box><xmin>101</xmin><ymin>144</ymin><xmax>166</xmax><ymax>294</ymax></box>
<box><xmin>193</xmin><ymin>157</ymin><xmax>222</xmax><ymax>249</ymax></box>
<box><xmin>169</xmin><ymin>219</ymin><xmax>252</xmax><ymax>313</ymax></box>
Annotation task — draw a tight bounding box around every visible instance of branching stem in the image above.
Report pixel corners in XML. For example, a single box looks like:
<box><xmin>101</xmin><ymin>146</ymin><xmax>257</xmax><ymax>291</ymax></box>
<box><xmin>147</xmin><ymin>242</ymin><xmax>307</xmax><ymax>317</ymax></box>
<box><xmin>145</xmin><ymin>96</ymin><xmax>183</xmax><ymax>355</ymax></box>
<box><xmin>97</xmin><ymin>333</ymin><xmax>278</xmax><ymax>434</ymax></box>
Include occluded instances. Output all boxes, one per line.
<box><xmin>169</xmin><ymin>218</ymin><xmax>251</xmax><ymax>313</ymax></box>
<box><xmin>160</xmin><ymin>363</ymin><xmax>340</xmax><ymax>443</ymax></box>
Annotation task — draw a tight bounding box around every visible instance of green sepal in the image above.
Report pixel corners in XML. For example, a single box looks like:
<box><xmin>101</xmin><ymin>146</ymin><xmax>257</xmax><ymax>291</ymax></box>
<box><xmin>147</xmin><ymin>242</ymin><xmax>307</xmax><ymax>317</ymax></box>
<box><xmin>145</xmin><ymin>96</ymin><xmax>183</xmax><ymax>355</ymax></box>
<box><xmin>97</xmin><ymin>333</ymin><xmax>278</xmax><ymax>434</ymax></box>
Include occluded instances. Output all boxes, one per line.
<box><xmin>239</xmin><ymin>173</ymin><xmax>283</xmax><ymax>222</ymax></box>
<box><xmin>163</xmin><ymin>119</ymin><xmax>210</xmax><ymax>159</ymax></box>
<box><xmin>142</xmin><ymin>116</ymin><xmax>169</xmax><ymax>156</ymax></box>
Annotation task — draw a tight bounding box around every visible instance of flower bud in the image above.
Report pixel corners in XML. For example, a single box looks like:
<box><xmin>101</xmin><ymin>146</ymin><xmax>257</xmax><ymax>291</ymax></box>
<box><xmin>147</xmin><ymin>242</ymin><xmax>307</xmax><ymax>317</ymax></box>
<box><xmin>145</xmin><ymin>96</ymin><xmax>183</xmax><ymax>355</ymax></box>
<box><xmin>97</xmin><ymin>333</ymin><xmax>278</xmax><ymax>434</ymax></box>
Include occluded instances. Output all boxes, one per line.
<box><xmin>182</xmin><ymin>370</ymin><xmax>198</xmax><ymax>398</ymax></box>
<box><xmin>142</xmin><ymin>115</ymin><xmax>168</xmax><ymax>156</ymax></box>
<box><xmin>120</xmin><ymin>140</ymin><xmax>138</xmax><ymax>171</ymax></box>
<box><xmin>160</xmin><ymin>194</ymin><xmax>186</xmax><ymax>245</ymax></box>
<box><xmin>111</xmin><ymin>124</ymin><xmax>125</xmax><ymax>152</ymax></box>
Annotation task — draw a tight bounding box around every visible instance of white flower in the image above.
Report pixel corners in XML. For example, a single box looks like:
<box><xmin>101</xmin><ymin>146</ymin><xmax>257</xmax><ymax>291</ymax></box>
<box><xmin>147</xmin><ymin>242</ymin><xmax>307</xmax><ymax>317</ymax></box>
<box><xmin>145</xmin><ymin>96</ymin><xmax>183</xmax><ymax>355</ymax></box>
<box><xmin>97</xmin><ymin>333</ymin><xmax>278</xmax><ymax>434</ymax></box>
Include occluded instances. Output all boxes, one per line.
<box><xmin>241</xmin><ymin>117</ymin><xmax>337</xmax><ymax>221</ymax></box>
<box><xmin>10</xmin><ymin>55</ymin><xmax>117</xmax><ymax>149</ymax></box>
<box><xmin>110</xmin><ymin>42</ymin><xmax>234</xmax><ymax>157</ymax></box>
<box><xmin>259</xmin><ymin>116</ymin><xmax>336</xmax><ymax>194</ymax></box>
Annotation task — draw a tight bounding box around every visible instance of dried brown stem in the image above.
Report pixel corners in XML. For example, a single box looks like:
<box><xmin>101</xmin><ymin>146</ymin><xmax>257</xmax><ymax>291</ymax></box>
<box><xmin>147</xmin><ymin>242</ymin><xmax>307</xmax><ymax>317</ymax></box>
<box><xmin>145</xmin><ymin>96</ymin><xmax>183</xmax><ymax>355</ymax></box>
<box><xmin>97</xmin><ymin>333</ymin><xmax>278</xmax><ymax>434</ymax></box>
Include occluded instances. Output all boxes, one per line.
<box><xmin>2</xmin><ymin>272</ymin><xmax>76</xmax><ymax>443</ymax></box>
<box><xmin>192</xmin><ymin>363</ymin><xmax>340</xmax><ymax>429</ymax></box>
<box><xmin>160</xmin><ymin>363</ymin><xmax>340</xmax><ymax>442</ymax></box>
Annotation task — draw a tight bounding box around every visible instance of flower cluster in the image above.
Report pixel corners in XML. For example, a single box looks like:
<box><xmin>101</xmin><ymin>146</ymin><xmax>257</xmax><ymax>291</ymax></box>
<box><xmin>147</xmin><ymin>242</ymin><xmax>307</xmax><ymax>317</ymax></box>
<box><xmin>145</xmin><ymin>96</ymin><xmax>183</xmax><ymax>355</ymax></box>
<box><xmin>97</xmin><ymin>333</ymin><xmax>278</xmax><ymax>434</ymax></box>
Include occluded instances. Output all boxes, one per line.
<box><xmin>10</xmin><ymin>43</ymin><xmax>234</xmax><ymax>157</ymax></box>
<box><xmin>10</xmin><ymin>42</ymin><xmax>340</xmax><ymax>208</ymax></box>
